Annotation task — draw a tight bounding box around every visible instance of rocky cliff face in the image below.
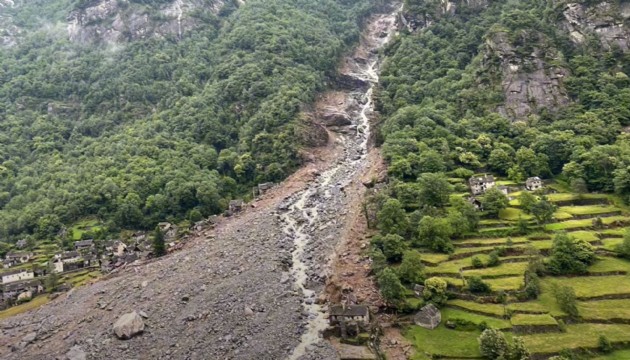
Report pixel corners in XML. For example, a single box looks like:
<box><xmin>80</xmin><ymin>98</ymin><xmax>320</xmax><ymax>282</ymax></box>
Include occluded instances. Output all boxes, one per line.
<box><xmin>0</xmin><ymin>0</ymin><xmax>19</xmax><ymax>47</ymax></box>
<box><xmin>560</xmin><ymin>1</ymin><xmax>630</xmax><ymax>52</ymax></box>
<box><xmin>400</xmin><ymin>0</ymin><xmax>488</xmax><ymax>31</ymax></box>
<box><xmin>484</xmin><ymin>30</ymin><xmax>570</xmax><ymax>120</ymax></box>
<box><xmin>67</xmin><ymin>0</ymin><xmax>234</xmax><ymax>45</ymax></box>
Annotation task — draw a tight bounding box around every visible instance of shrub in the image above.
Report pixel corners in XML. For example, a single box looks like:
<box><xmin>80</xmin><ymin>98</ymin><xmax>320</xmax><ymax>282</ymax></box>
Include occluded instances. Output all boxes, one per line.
<box><xmin>553</xmin><ymin>285</ymin><xmax>579</xmax><ymax>319</ymax></box>
<box><xmin>548</xmin><ymin>232</ymin><xmax>595</xmax><ymax>275</ymax></box>
<box><xmin>377</xmin><ymin>268</ymin><xmax>406</xmax><ymax>305</ymax></box>
<box><xmin>599</xmin><ymin>335</ymin><xmax>613</xmax><ymax>353</ymax></box>
<box><xmin>557</xmin><ymin>319</ymin><xmax>567</xmax><ymax>332</ymax></box>
<box><xmin>472</xmin><ymin>256</ymin><xmax>485</xmax><ymax>268</ymax></box>
<box><xmin>397</xmin><ymin>250</ymin><xmax>425</xmax><ymax>284</ymax></box>
<box><xmin>468</xmin><ymin>276</ymin><xmax>492</xmax><ymax>294</ymax></box>
<box><xmin>487</xmin><ymin>251</ymin><xmax>501</xmax><ymax>267</ymax></box>
<box><xmin>615</xmin><ymin>228</ymin><xmax>630</xmax><ymax>259</ymax></box>
<box><xmin>524</xmin><ymin>272</ymin><xmax>541</xmax><ymax>299</ymax></box>
<box><xmin>478</xmin><ymin>329</ymin><xmax>509</xmax><ymax>359</ymax></box>
<box><xmin>423</xmin><ymin>277</ymin><xmax>448</xmax><ymax>306</ymax></box>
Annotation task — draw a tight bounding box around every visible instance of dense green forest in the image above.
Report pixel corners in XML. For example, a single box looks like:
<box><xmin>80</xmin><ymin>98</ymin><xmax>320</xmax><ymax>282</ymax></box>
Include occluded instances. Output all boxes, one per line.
<box><xmin>0</xmin><ymin>0</ymin><xmax>377</xmax><ymax>243</ymax></box>
<box><xmin>370</xmin><ymin>0</ymin><xmax>630</xmax><ymax>291</ymax></box>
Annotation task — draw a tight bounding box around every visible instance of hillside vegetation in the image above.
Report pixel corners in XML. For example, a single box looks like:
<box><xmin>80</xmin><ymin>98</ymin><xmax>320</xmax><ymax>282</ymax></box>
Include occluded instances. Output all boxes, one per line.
<box><xmin>370</xmin><ymin>0</ymin><xmax>630</xmax><ymax>358</ymax></box>
<box><xmin>0</xmin><ymin>0</ymin><xmax>377</xmax><ymax>245</ymax></box>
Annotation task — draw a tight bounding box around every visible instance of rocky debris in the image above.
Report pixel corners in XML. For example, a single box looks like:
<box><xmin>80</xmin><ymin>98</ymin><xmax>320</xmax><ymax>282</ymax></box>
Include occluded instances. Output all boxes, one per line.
<box><xmin>0</xmin><ymin>4</ymin><xmax>400</xmax><ymax>360</ymax></box>
<box><xmin>65</xmin><ymin>345</ymin><xmax>87</xmax><ymax>360</ymax></box>
<box><xmin>321</xmin><ymin>111</ymin><xmax>352</xmax><ymax>127</ymax></box>
<box><xmin>112</xmin><ymin>311</ymin><xmax>145</xmax><ymax>340</ymax></box>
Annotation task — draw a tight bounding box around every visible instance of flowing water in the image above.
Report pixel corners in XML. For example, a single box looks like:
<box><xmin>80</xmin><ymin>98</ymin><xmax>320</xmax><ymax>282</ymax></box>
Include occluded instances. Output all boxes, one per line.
<box><xmin>282</xmin><ymin>4</ymin><xmax>401</xmax><ymax>360</ymax></box>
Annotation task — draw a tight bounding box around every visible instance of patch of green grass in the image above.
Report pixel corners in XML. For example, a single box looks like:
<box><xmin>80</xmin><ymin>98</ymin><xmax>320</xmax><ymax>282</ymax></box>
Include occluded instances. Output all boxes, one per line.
<box><xmin>521</xmin><ymin>324</ymin><xmax>630</xmax><ymax>353</ymax></box>
<box><xmin>406</xmin><ymin>325</ymin><xmax>483</xmax><ymax>359</ymax></box>
<box><xmin>507</xmin><ymin>301</ymin><xmax>549</xmax><ymax>314</ymax></box>
<box><xmin>0</xmin><ymin>296</ymin><xmax>50</xmax><ymax>320</ymax></box>
<box><xmin>540</xmin><ymin>275</ymin><xmax>630</xmax><ymax>299</ymax></box>
<box><xmin>593</xmin><ymin>349</ymin><xmax>630</xmax><ymax>359</ymax></box>
<box><xmin>510</xmin><ymin>313</ymin><xmax>558</xmax><ymax>326</ymax></box>
<box><xmin>428</xmin><ymin>255</ymin><xmax>491</xmax><ymax>274</ymax></box>
<box><xmin>601</xmin><ymin>238</ymin><xmax>623</xmax><ymax>251</ymax></box>
<box><xmin>579</xmin><ymin>299</ymin><xmax>630</xmax><ymax>321</ymax></box>
<box><xmin>553</xmin><ymin>211</ymin><xmax>574</xmax><ymax>220</ymax></box>
<box><xmin>443</xmin><ymin>307</ymin><xmax>511</xmax><ymax>329</ymax></box>
<box><xmin>559</xmin><ymin>205</ymin><xmax>620</xmax><ymax>216</ymax></box>
<box><xmin>456</xmin><ymin>237</ymin><xmax>529</xmax><ymax>246</ymax></box>
<box><xmin>600</xmin><ymin>228</ymin><xmax>627</xmax><ymax>236</ymax></box>
<box><xmin>569</xmin><ymin>231</ymin><xmax>600</xmax><ymax>241</ymax></box>
<box><xmin>545</xmin><ymin>216</ymin><xmax>629</xmax><ymax>231</ymax></box>
<box><xmin>70</xmin><ymin>218</ymin><xmax>102</xmax><ymax>240</ymax></box>
<box><xmin>420</xmin><ymin>253</ymin><xmax>450</xmax><ymax>265</ymax></box>
<box><xmin>448</xmin><ymin>299</ymin><xmax>506</xmax><ymax>317</ymax></box>
<box><xmin>464</xmin><ymin>262</ymin><xmax>528</xmax><ymax>278</ymax></box>
<box><xmin>499</xmin><ymin>208</ymin><xmax>531</xmax><ymax>221</ymax></box>
<box><xmin>588</xmin><ymin>257</ymin><xmax>630</xmax><ymax>273</ymax></box>
<box><xmin>546</xmin><ymin>193</ymin><xmax>608</xmax><ymax>202</ymax></box>
<box><xmin>483</xmin><ymin>276</ymin><xmax>524</xmax><ymax>291</ymax></box>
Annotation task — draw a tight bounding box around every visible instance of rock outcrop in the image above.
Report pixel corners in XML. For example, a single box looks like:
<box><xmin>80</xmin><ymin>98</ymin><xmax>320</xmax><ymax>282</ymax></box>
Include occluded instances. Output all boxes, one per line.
<box><xmin>559</xmin><ymin>1</ymin><xmax>630</xmax><ymax>52</ymax></box>
<box><xmin>112</xmin><ymin>311</ymin><xmax>145</xmax><ymax>340</ymax></box>
<box><xmin>484</xmin><ymin>30</ymin><xmax>570</xmax><ymax>120</ymax></box>
<box><xmin>66</xmin><ymin>0</ymin><xmax>234</xmax><ymax>45</ymax></box>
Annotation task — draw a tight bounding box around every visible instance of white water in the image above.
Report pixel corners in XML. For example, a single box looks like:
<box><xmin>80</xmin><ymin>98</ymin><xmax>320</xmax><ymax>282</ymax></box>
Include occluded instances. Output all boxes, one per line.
<box><xmin>283</xmin><ymin>5</ymin><xmax>401</xmax><ymax>360</ymax></box>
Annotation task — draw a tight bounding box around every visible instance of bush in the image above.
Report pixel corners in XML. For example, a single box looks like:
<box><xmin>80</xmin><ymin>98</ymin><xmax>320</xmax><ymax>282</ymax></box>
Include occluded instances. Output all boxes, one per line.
<box><xmin>478</xmin><ymin>329</ymin><xmax>509</xmax><ymax>359</ymax></box>
<box><xmin>472</xmin><ymin>256</ymin><xmax>485</xmax><ymax>268</ymax></box>
<box><xmin>554</xmin><ymin>285</ymin><xmax>579</xmax><ymax>319</ymax></box>
<box><xmin>423</xmin><ymin>277</ymin><xmax>448</xmax><ymax>306</ymax></box>
<box><xmin>557</xmin><ymin>319</ymin><xmax>567</xmax><ymax>332</ymax></box>
<box><xmin>524</xmin><ymin>273</ymin><xmax>541</xmax><ymax>299</ymax></box>
<box><xmin>468</xmin><ymin>276</ymin><xmax>492</xmax><ymax>294</ymax></box>
<box><xmin>487</xmin><ymin>251</ymin><xmax>501</xmax><ymax>267</ymax></box>
<box><xmin>377</xmin><ymin>268</ymin><xmax>406</xmax><ymax>305</ymax></box>
<box><xmin>548</xmin><ymin>232</ymin><xmax>595</xmax><ymax>275</ymax></box>
<box><xmin>599</xmin><ymin>335</ymin><xmax>613</xmax><ymax>353</ymax></box>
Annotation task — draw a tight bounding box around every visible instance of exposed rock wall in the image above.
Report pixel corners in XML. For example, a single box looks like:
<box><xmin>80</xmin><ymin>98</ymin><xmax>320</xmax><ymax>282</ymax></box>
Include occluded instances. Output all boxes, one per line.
<box><xmin>401</xmin><ymin>0</ymin><xmax>488</xmax><ymax>31</ymax></box>
<box><xmin>560</xmin><ymin>1</ymin><xmax>630</xmax><ymax>52</ymax></box>
<box><xmin>66</xmin><ymin>0</ymin><xmax>233</xmax><ymax>45</ymax></box>
<box><xmin>485</xmin><ymin>30</ymin><xmax>570</xmax><ymax>120</ymax></box>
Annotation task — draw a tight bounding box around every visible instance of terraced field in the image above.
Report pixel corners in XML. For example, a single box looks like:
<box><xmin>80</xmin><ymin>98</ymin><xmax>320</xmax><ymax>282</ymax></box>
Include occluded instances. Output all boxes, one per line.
<box><xmin>406</xmin><ymin>187</ymin><xmax>630</xmax><ymax>359</ymax></box>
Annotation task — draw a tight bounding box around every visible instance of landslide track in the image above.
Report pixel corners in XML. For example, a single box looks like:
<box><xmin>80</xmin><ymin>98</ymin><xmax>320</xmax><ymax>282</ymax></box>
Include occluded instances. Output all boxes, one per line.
<box><xmin>0</xmin><ymin>3</ymin><xmax>400</xmax><ymax>360</ymax></box>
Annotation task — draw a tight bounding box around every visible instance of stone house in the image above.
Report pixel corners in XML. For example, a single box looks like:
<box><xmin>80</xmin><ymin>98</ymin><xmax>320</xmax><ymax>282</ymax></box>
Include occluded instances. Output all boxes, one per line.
<box><xmin>414</xmin><ymin>304</ymin><xmax>441</xmax><ymax>330</ymax></box>
<box><xmin>525</xmin><ymin>177</ymin><xmax>543</xmax><ymax>191</ymax></box>
<box><xmin>469</xmin><ymin>175</ymin><xmax>496</xmax><ymax>195</ymax></box>
<box><xmin>253</xmin><ymin>182</ymin><xmax>275</xmax><ymax>197</ymax></box>
<box><xmin>158</xmin><ymin>222</ymin><xmax>178</xmax><ymax>240</ymax></box>
<box><xmin>1</xmin><ymin>279</ymin><xmax>44</xmax><ymax>301</ymax></box>
<box><xmin>1</xmin><ymin>269</ymin><xmax>35</xmax><ymax>285</ymax></box>
<box><xmin>105</xmin><ymin>240</ymin><xmax>128</xmax><ymax>257</ymax></box>
<box><xmin>5</xmin><ymin>252</ymin><xmax>33</xmax><ymax>266</ymax></box>
<box><xmin>74</xmin><ymin>239</ymin><xmax>94</xmax><ymax>252</ymax></box>
<box><xmin>329</xmin><ymin>305</ymin><xmax>370</xmax><ymax>326</ymax></box>
<box><xmin>498</xmin><ymin>185</ymin><xmax>510</xmax><ymax>196</ymax></box>
<box><xmin>229</xmin><ymin>199</ymin><xmax>244</xmax><ymax>213</ymax></box>
<box><xmin>16</xmin><ymin>239</ymin><xmax>28</xmax><ymax>249</ymax></box>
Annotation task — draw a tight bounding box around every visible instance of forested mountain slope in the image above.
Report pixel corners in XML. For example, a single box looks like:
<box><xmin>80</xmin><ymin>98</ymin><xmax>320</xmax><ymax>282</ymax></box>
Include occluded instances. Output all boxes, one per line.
<box><xmin>377</xmin><ymin>0</ymin><xmax>630</xmax><ymax>194</ymax></box>
<box><xmin>0</xmin><ymin>0</ymin><xmax>377</xmax><ymax>243</ymax></box>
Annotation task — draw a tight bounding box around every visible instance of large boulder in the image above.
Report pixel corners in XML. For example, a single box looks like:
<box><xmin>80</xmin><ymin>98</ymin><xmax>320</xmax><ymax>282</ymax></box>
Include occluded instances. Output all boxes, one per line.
<box><xmin>113</xmin><ymin>311</ymin><xmax>145</xmax><ymax>340</ymax></box>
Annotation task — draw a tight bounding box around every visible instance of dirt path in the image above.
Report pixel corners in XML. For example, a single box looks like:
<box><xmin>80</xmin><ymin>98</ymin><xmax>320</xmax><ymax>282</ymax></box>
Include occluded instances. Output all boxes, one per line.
<box><xmin>0</xmin><ymin>3</ymin><xmax>404</xmax><ymax>360</ymax></box>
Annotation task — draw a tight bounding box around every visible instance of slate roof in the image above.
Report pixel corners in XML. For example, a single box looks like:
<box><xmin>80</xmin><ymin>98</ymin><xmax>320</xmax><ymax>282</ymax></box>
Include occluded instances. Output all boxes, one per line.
<box><xmin>469</xmin><ymin>175</ymin><xmax>495</xmax><ymax>186</ymax></box>
<box><xmin>330</xmin><ymin>305</ymin><xmax>369</xmax><ymax>317</ymax></box>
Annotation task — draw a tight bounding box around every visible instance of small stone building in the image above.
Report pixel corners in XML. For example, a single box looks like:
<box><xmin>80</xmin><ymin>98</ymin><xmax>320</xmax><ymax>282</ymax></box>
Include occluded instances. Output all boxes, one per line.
<box><xmin>414</xmin><ymin>304</ymin><xmax>442</xmax><ymax>330</ymax></box>
<box><xmin>229</xmin><ymin>199</ymin><xmax>244</xmax><ymax>213</ymax></box>
<box><xmin>469</xmin><ymin>175</ymin><xmax>496</xmax><ymax>195</ymax></box>
<box><xmin>329</xmin><ymin>304</ymin><xmax>370</xmax><ymax>326</ymax></box>
<box><xmin>1</xmin><ymin>269</ymin><xmax>35</xmax><ymax>285</ymax></box>
<box><xmin>525</xmin><ymin>177</ymin><xmax>543</xmax><ymax>191</ymax></box>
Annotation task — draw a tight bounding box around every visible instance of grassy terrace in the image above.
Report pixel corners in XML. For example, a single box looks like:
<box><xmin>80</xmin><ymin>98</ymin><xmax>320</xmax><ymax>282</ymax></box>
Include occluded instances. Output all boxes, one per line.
<box><xmin>510</xmin><ymin>313</ymin><xmax>558</xmax><ymax>326</ymax></box>
<box><xmin>521</xmin><ymin>324</ymin><xmax>630</xmax><ymax>353</ymax></box>
<box><xmin>407</xmin><ymin>184</ymin><xmax>630</xmax><ymax>358</ymax></box>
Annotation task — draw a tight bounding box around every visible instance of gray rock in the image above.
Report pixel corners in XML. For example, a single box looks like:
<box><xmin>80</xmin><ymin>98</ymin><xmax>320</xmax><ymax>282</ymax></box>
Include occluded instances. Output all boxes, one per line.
<box><xmin>22</xmin><ymin>332</ymin><xmax>36</xmax><ymax>343</ymax></box>
<box><xmin>65</xmin><ymin>345</ymin><xmax>87</xmax><ymax>360</ymax></box>
<box><xmin>113</xmin><ymin>311</ymin><xmax>145</xmax><ymax>340</ymax></box>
